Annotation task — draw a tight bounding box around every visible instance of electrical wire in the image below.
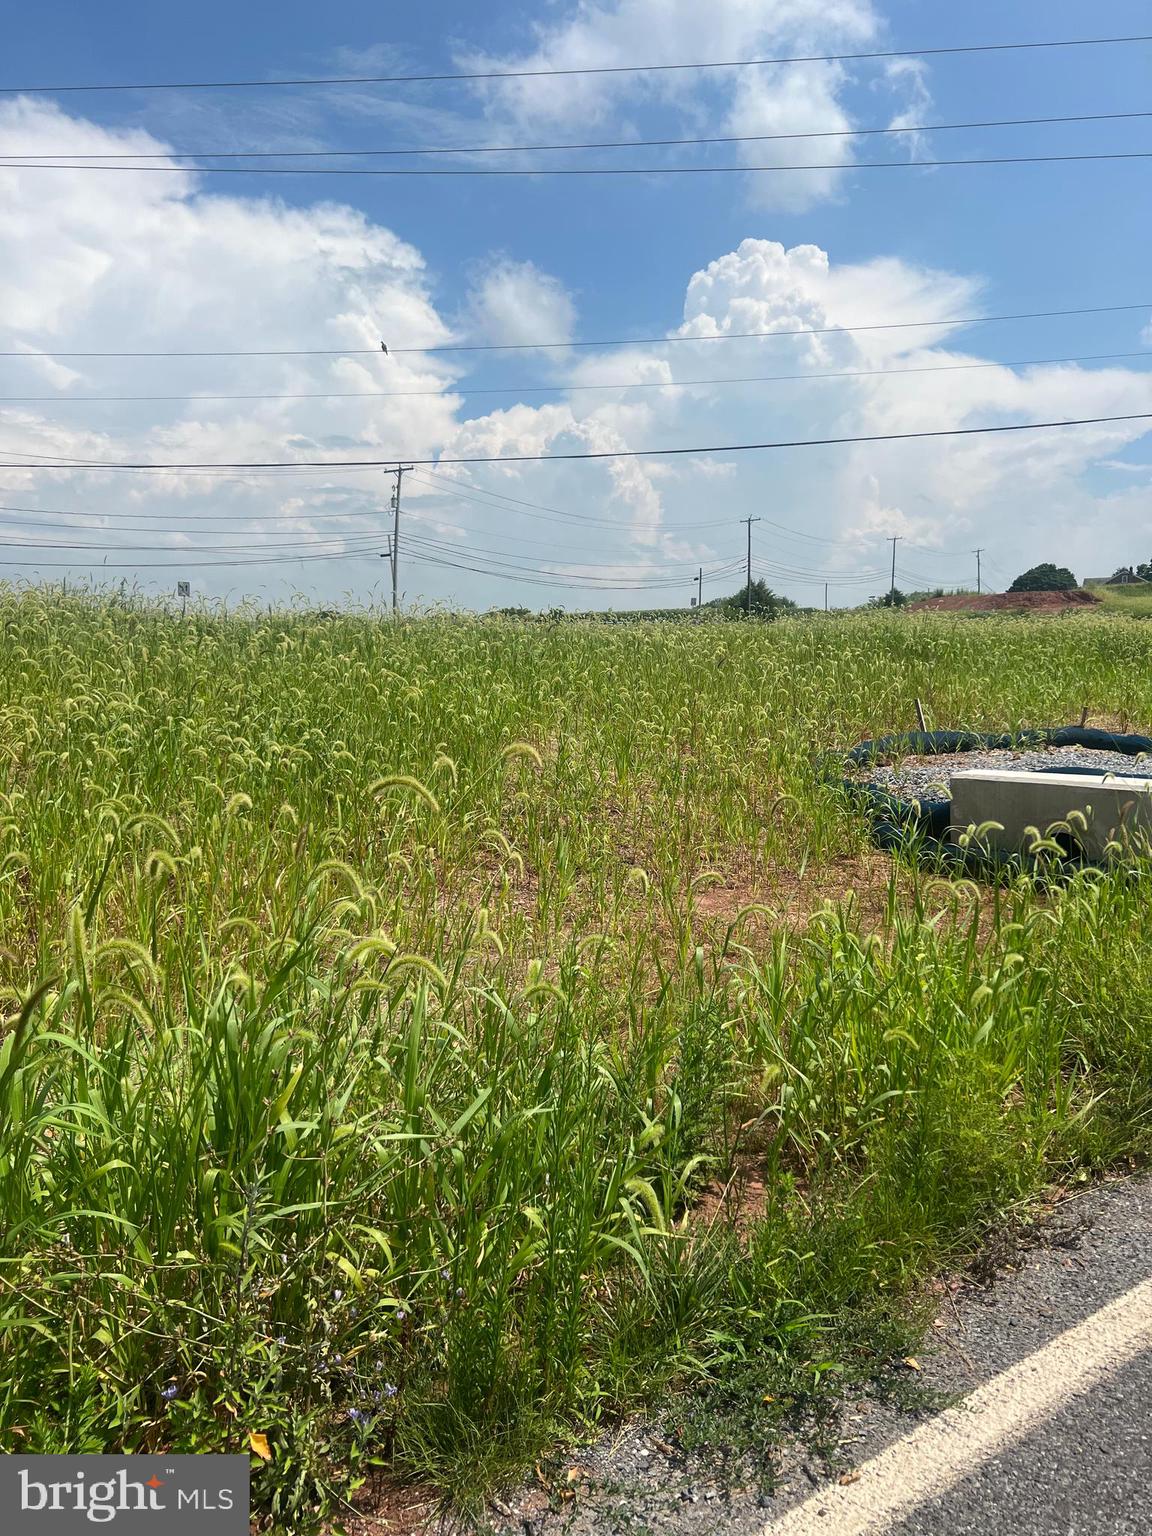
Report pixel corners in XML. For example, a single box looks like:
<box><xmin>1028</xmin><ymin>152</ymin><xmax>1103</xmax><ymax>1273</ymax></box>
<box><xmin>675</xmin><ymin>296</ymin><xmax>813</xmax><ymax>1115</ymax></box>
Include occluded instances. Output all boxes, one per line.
<box><xmin>0</xmin><ymin>530</ymin><xmax>392</xmax><ymax>554</ymax></box>
<box><xmin>402</xmin><ymin>530</ymin><xmax>740</xmax><ymax>578</ymax></box>
<box><xmin>3</xmin><ymin>411</ymin><xmax>1148</xmax><ymax>471</ymax></box>
<box><xmin>0</xmin><ymin>487</ymin><xmax>958</xmax><ymax>571</ymax></box>
<box><xmin>0</xmin><ymin>499</ymin><xmax>684</xmax><ymax>555</ymax></box>
<box><xmin>0</xmin><ymin>541</ymin><xmax>735</xmax><ymax>586</ymax></box>
<box><xmin>6</xmin><ymin>108</ymin><xmax>1150</xmax><ymax>160</ymax></box>
<box><xmin>0</xmin><ymin>526</ymin><xmax>731</xmax><ymax>585</ymax></box>
<box><xmin>409</xmin><ymin>471</ymin><xmax>746</xmax><ymax>532</ymax></box>
<box><xmin>0</xmin><ymin>500</ymin><xmax>747</xmax><ymax>577</ymax></box>
<box><xmin>9</xmin><ymin>150</ymin><xmax>1152</xmax><ymax>176</ymax></box>
<box><xmin>752</xmin><ymin>561</ymin><xmax>879</xmax><ymax>588</ymax></box>
<box><xmin>5</xmin><ymin>348</ymin><xmax>1149</xmax><ymax>404</ymax></box>
<box><xmin>0</xmin><ymin>545</ymin><xmax>391</xmax><ymax>570</ymax></box>
<box><xmin>403</xmin><ymin>548</ymin><xmax>741</xmax><ymax>592</ymax></box>
<box><xmin>3</xmin><ymin>33</ymin><xmax>1148</xmax><ymax>94</ymax></box>
<box><xmin>4</xmin><ymin>301</ymin><xmax>1148</xmax><ymax>359</ymax></box>
<box><xmin>0</xmin><ymin>497</ymin><xmax>392</xmax><ymax>526</ymax></box>
<box><xmin>0</xmin><ymin>490</ymin><xmax>743</xmax><ymax>539</ymax></box>
<box><xmin>752</xmin><ymin>556</ymin><xmax>888</xmax><ymax>583</ymax></box>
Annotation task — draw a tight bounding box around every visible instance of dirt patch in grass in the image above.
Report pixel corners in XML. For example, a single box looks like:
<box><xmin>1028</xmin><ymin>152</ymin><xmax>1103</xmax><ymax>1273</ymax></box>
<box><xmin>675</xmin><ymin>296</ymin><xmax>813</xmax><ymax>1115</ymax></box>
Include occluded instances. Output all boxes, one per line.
<box><xmin>691</xmin><ymin>1152</ymin><xmax>771</xmax><ymax>1241</ymax></box>
<box><xmin>691</xmin><ymin>850</ymin><xmax>1005</xmax><ymax>955</ymax></box>
<box><xmin>691</xmin><ymin>851</ymin><xmax>903</xmax><ymax>935</ymax></box>
<box><xmin>331</xmin><ymin>1477</ymin><xmax>439</xmax><ymax>1536</ymax></box>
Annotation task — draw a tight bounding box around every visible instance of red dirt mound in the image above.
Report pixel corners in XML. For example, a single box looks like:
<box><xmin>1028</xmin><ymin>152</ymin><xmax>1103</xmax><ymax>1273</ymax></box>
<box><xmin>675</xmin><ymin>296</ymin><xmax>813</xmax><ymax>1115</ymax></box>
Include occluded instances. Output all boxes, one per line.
<box><xmin>909</xmin><ymin>588</ymin><xmax>1102</xmax><ymax>613</ymax></box>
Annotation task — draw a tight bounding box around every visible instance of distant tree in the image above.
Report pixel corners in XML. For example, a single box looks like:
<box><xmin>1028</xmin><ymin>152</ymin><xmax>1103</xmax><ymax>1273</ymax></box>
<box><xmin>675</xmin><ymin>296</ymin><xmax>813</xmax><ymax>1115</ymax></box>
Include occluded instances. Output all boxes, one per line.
<box><xmin>707</xmin><ymin>579</ymin><xmax>797</xmax><ymax>618</ymax></box>
<box><xmin>1009</xmin><ymin>562</ymin><xmax>1078</xmax><ymax>593</ymax></box>
<box><xmin>1138</xmin><ymin>560</ymin><xmax>1152</xmax><ymax>582</ymax></box>
<box><xmin>866</xmin><ymin>588</ymin><xmax>907</xmax><ymax>609</ymax></box>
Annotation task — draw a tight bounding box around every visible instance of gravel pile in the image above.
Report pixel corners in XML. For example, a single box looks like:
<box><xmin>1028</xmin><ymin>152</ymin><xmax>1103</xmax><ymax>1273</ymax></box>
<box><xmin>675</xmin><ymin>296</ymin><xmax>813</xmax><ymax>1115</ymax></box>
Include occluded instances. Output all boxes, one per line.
<box><xmin>859</xmin><ymin>746</ymin><xmax>1152</xmax><ymax>802</ymax></box>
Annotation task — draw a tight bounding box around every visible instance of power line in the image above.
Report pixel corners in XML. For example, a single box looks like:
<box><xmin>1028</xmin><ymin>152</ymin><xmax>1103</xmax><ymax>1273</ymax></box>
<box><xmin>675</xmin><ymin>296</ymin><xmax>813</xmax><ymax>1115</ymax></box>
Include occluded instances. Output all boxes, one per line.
<box><xmin>403</xmin><ymin>533</ymin><xmax>741</xmax><ymax>581</ymax></box>
<box><xmin>408</xmin><ymin>480</ymin><xmax>696</xmax><ymax>532</ymax></box>
<box><xmin>0</xmin><ymin>498</ymin><xmax>687</xmax><ymax>552</ymax></box>
<box><xmin>0</xmin><ymin>500</ymin><xmax>966</xmax><ymax>593</ymax></box>
<box><xmin>4</xmin><ymin>412</ymin><xmax>1148</xmax><ymax>472</ymax></box>
<box><xmin>412</xmin><ymin>471</ymin><xmax>742</xmax><ymax>532</ymax></box>
<box><xmin>4</xmin><ymin>349</ymin><xmax>1148</xmax><ymax>404</ymax></box>
<box><xmin>364</xmin><ymin>467</ymin><xmax>745</xmax><ymax>533</ymax></box>
<box><xmin>0</xmin><ymin>487</ymin><xmax>947</xmax><ymax>566</ymax></box>
<box><xmin>403</xmin><ymin>548</ymin><xmax>744</xmax><ymax>592</ymax></box>
<box><xmin>405</xmin><ymin>537</ymin><xmax>731</xmax><ymax>574</ymax></box>
<box><xmin>753</xmin><ymin>552</ymin><xmax>887</xmax><ymax>577</ymax></box>
<box><xmin>752</xmin><ymin>561</ymin><xmax>879</xmax><ymax>588</ymax></box>
<box><xmin>3</xmin><ymin>33</ymin><xmax>1148</xmax><ymax>94</ymax></box>
<box><xmin>0</xmin><ymin>491</ymin><xmax>743</xmax><ymax>539</ymax></box>
<box><xmin>0</xmin><ymin>538</ymin><xmax>742</xmax><ymax>587</ymax></box>
<box><xmin>0</xmin><ymin>495</ymin><xmax>749</xmax><ymax>569</ymax></box>
<box><xmin>0</xmin><ymin>473</ymin><xmax>746</xmax><ymax>536</ymax></box>
<box><xmin>0</xmin><ymin>545</ymin><xmax>391</xmax><ymax>570</ymax></box>
<box><xmin>0</xmin><ymin>480</ymin><xmax>976</xmax><ymax>580</ymax></box>
<box><xmin>6</xmin><ymin>301</ymin><xmax>1147</xmax><ymax>359</ymax></box>
<box><xmin>0</xmin><ymin>531</ymin><xmax>392</xmax><ymax>554</ymax></box>
<box><xmin>0</xmin><ymin>497</ymin><xmax>396</xmax><ymax>526</ymax></box>
<box><xmin>0</xmin><ymin>522</ymin><xmax>729</xmax><ymax>582</ymax></box>
<box><xmin>752</xmin><ymin>514</ymin><xmax>952</xmax><ymax>554</ymax></box>
<box><xmin>6</xmin><ymin>108</ymin><xmax>1150</xmax><ymax>160</ymax></box>
<box><xmin>9</xmin><ymin>149</ymin><xmax>1152</xmax><ymax>176</ymax></box>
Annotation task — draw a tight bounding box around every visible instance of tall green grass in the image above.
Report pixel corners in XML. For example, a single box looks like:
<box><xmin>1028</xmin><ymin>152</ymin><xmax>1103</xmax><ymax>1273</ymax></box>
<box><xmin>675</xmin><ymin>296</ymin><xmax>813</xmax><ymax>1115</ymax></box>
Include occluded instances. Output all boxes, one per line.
<box><xmin>1</xmin><ymin>590</ymin><xmax>1150</xmax><ymax>1525</ymax></box>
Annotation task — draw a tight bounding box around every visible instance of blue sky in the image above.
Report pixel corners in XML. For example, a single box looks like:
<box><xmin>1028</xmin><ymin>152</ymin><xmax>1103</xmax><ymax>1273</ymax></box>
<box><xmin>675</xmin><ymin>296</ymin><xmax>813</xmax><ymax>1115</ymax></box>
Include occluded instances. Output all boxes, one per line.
<box><xmin>1</xmin><ymin>0</ymin><xmax>1150</xmax><ymax>608</ymax></box>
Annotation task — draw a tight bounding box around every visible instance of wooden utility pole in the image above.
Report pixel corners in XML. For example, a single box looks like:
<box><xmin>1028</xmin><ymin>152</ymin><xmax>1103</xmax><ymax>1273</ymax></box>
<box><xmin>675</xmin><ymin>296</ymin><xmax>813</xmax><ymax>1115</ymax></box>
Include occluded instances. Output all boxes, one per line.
<box><xmin>390</xmin><ymin>465</ymin><xmax>414</xmax><ymax>614</ymax></box>
<box><xmin>744</xmin><ymin>516</ymin><xmax>761</xmax><ymax>614</ymax></box>
<box><xmin>889</xmin><ymin>535</ymin><xmax>902</xmax><ymax>603</ymax></box>
<box><xmin>697</xmin><ymin>566</ymin><xmax>703</xmax><ymax>609</ymax></box>
<box><xmin>973</xmin><ymin>547</ymin><xmax>985</xmax><ymax>594</ymax></box>
<box><xmin>824</xmin><ymin>582</ymin><xmax>829</xmax><ymax>613</ymax></box>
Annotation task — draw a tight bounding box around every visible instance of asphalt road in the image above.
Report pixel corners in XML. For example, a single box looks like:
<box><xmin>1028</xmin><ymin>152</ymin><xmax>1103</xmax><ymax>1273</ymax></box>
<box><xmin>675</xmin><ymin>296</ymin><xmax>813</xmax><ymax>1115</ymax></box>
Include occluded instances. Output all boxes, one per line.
<box><xmin>884</xmin><ymin>1344</ymin><xmax>1152</xmax><ymax>1536</ymax></box>
<box><xmin>494</xmin><ymin>1177</ymin><xmax>1152</xmax><ymax>1536</ymax></box>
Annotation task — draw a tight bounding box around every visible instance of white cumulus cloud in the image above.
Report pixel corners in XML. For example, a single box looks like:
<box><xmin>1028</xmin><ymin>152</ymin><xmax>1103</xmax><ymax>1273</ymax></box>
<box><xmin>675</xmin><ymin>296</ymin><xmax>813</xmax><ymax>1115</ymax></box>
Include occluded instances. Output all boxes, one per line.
<box><xmin>463</xmin><ymin>257</ymin><xmax>577</xmax><ymax>348</ymax></box>
<box><xmin>457</xmin><ymin>0</ymin><xmax>926</xmax><ymax>211</ymax></box>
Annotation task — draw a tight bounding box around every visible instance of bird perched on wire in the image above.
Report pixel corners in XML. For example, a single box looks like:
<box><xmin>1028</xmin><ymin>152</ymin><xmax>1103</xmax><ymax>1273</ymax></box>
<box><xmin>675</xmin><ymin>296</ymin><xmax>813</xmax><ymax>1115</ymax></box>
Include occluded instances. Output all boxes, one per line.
<box><xmin>380</xmin><ymin>342</ymin><xmax>389</xmax><ymax>354</ymax></box>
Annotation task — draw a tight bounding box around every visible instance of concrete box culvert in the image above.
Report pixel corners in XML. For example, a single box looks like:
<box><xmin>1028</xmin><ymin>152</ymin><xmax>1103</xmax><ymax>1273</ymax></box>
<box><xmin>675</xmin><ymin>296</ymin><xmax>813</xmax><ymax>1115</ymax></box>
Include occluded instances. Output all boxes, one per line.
<box><xmin>949</xmin><ymin>769</ymin><xmax>1152</xmax><ymax>860</ymax></box>
<box><xmin>836</xmin><ymin>726</ymin><xmax>1152</xmax><ymax>872</ymax></box>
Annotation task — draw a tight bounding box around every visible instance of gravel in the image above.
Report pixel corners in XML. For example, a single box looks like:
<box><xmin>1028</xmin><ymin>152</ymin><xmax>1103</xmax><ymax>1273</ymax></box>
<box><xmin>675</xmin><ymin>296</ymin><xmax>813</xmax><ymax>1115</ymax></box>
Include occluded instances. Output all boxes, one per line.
<box><xmin>857</xmin><ymin>746</ymin><xmax>1152</xmax><ymax>803</ymax></box>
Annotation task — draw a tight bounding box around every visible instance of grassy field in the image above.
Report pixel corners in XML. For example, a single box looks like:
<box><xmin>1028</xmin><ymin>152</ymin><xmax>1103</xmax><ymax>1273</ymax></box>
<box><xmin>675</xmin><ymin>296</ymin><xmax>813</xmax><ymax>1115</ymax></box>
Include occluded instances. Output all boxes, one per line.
<box><xmin>2</xmin><ymin>590</ymin><xmax>1151</xmax><ymax>1528</ymax></box>
<box><xmin>1090</xmin><ymin>583</ymin><xmax>1152</xmax><ymax>616</ymax></box>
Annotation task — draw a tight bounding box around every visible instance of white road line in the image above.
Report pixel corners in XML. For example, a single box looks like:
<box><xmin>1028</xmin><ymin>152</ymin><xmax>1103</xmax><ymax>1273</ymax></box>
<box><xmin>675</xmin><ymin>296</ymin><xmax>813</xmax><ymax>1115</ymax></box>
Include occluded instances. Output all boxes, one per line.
<box><xmin>762</xmin><ymin>1275</ymin><xmax>1152</xmax><ymax>1536</ymax></box>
